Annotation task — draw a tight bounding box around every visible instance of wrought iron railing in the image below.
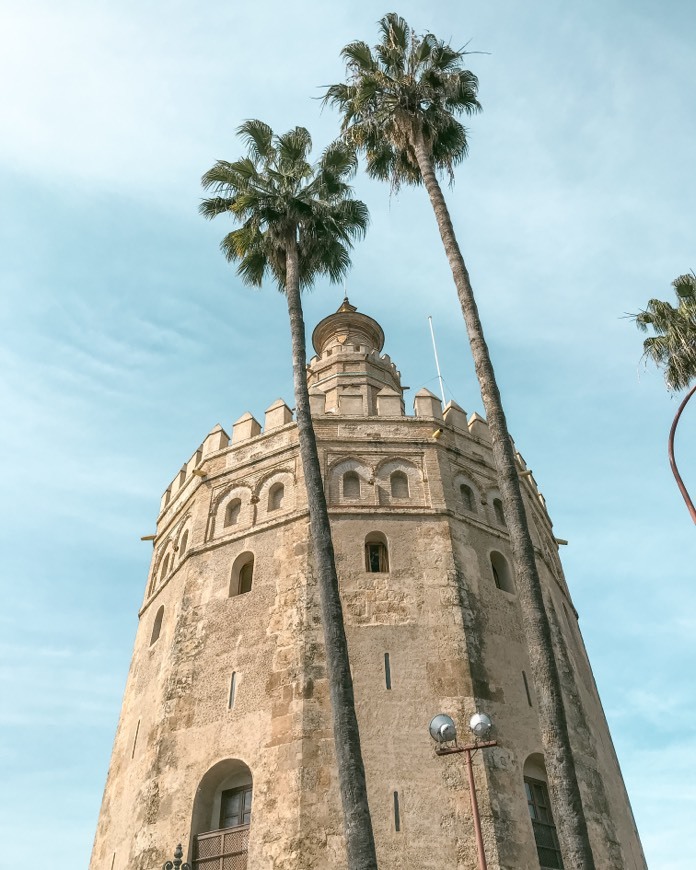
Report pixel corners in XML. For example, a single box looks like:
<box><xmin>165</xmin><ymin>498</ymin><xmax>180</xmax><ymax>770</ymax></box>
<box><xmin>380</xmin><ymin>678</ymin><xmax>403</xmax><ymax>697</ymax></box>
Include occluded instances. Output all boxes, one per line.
<box><xmin>192</xmin><ymin>825</ymin><xmax>249</xmax><ymax>870</ymax></box>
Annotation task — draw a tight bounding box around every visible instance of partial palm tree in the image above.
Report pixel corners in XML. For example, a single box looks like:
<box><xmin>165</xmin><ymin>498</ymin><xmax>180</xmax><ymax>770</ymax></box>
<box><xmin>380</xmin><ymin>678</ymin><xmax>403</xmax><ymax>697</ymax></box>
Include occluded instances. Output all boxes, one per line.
<box><xmin>633</xmin><ymin>272</ymin><xmax>696</xmax><ymax>523</ymax></box>
<box><xmin>325</xmin><ymin>14</ymin><xmax>595</xmax><ymax>868</ymax></box>
<box><xmin>200</xmin><ymin>121</ymin><xmax>377</xmax><ymax>869</ymax></box>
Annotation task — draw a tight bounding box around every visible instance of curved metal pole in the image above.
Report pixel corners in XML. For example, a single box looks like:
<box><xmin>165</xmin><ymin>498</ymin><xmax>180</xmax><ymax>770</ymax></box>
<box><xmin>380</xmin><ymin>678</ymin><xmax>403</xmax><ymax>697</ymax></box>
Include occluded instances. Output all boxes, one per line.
<box><xmin>668</xmin><ymin>382</ymin><xmax>696</xmax><ymax>525</ymax></box>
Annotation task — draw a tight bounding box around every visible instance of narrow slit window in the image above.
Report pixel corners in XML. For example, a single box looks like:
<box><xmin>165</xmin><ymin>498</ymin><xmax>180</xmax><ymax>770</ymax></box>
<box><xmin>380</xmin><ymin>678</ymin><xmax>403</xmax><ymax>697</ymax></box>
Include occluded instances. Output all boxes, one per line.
<box><xmin>522</xmin><ymin>670</ymin><xmax>533</xmax><ymax>706</ymax></box>
<box><xmin>393</xmin><ymin>791</ymin><xmax>401</xmax><ymax>832</ymax></box>
<box><xmin>228</xmin><ymin>672</ymin><xmax>237</xmax><ymax>709</ymax></box>
<box><xmin>460</xmin><ymin>483</ymin><xmax>476</xmax><ymax>512</ymax></box>
<box><xmin>384</xmin><ymin>653</ymin><xmax>392</xmax><ymax>690</ymax></box>
<box><xmin>150</xmin><ymin>606</ymin><xmax>164</xmax><ymax>645</ymax></box>
<box><xmin>365</xmin><ymin>533</ymin><xmax>389</xmax><ymax>573</ymax></box>
<box><xmin>110</xmin><ymin>853</ymin><xmax>116</xmax><ymax>870</ymax></box>
<box><xmin>493</xmin><ymin>498</ymin><xmax>506</xmax><ymax>526</ymax></box>
<box><xmin>179</xmin><ymin>530</ymin><xmax>189</xmax><ymax>557</ymax></box>
<box><xmin>131</xmin><ymin>719</ymin><xmax>140</xmax><ymax>759</ymax></box>
<box><xmin>343</xmin><ymin>470</ymin><xmax>361</xmax><ymax>499</ymax></box>
<box><xmin>160</xmin><ymin>553</ymin><xmax>170</xmax><ymax>582</ymax></box>
<box><xmin>490</xmin><ymin>551</ymin><xmax>515</xmax><ymax>594</ymax></box>
<box><xmin>268</xmin><ymin>482</ymin><xmax>284</xmax><ymax>511</ymax></box>
<box><xmin>390</xmin><ymin>470</ymin><xmax>409</xmax><ymax>499</ymax></box>
<box><xmin>225</xmin><ymin>498</ymin><xmax>241</xmax><ymax>527</ymax></box>
<box><xmin>231</xmin><ymin>553</ymin><xmax>255</xmax><ymax>597</ymax></box>
<box><xmin>239</xmin><ymin>562</ymin><xmax>253</xmax><ymax>594</ymax></box>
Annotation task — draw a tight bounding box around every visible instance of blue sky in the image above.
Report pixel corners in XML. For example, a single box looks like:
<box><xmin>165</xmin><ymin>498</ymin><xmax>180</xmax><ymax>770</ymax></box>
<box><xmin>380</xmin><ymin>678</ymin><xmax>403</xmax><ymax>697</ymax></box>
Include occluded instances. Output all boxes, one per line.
<box><xmin>1</xmin><ymin>1</ymin><xmax>694</xmax><ymax>866</ymax></box>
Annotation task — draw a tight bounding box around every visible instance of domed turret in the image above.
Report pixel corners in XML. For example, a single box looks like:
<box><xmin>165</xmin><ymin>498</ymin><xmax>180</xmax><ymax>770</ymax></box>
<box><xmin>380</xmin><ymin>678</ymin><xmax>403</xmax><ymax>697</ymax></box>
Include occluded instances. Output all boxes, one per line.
<box><xmin>307</xmin><ymin>298</ymin><xmax>404</xmax><ymax>416</ymax></box>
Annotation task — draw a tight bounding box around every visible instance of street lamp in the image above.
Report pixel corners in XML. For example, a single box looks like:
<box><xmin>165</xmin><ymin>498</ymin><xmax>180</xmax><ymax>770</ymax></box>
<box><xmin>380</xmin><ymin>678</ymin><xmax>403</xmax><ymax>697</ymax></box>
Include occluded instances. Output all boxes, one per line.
<box><xmin>429</xmin><ymin>712</ymin><xmax>497</xmax><ymax>870</ymax></box>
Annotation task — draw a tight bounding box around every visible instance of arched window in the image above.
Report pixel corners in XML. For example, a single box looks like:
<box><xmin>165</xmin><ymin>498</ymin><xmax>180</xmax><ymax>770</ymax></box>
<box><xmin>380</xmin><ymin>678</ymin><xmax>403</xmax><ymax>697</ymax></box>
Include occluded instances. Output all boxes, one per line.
<box><xmin>190</xmin><ymin>759</ymin><xmax>252</xmax><ymax>868</ymax></box>
<box><xmin>493</xmin><ymin>498</ymin><xmax>506</xmax><ymax>526</ymax></box>
<box><xmin>491</xmin><ymin>551</ymin><xmax>515</xmax><ymax>593</ymax></box>
<box><xmin>225</xmin><ymin>499</ymin><xmax>241</xmax><ymax>527</ymax></box>
<box><xmin>230</xmin><ymin>553</ymin><xmax>254</xmax><ymax>597</ymax></box>
<box><xmin>150</xmin><ymin>605</ymin><xmax>164</xmax><ymax>645</ymax></box>
<box><xmin>365</xmin><ymin>532</ymin><xmax>389</xmax><ymax>573</ymax></box>
<box><xmin>179</xmin><ymin>530</ymin><xmax>189</xmax><ymax>557</ymax></box>
<box><xmin>390</xmin><ymin>470</ymin><xmax>409</xmax><ymax>498</ymax></box>
<box><xmin>523</xmin><ymin>754</ymin><xmax>563</xmax><ymax>869</ymax></box>
<box><xmin>160</xmin><ymin>554</ymin><xmax>170</xmax><ymax>582</ymax></box>
<box><xmin>343</xmin><ymin>470</ymin><xmax>361</xmax><ymax>499</ymax></box>
<box><xmin>460</xmin><ymin>484</ymin><xmax>476</xmax><ymax>512</ymax></box>
<box><xmin>268</xmin><ymin>482</ymin><xmax>284</xmax><ymax>511</ymax></box>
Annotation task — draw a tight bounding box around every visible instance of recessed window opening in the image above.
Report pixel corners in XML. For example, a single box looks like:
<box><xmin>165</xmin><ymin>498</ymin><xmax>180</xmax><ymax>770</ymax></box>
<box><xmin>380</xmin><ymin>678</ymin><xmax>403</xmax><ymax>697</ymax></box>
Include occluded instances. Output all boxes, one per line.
<box><xmin>150</xmin><ymin>605</ymin><xmax>164</xmax><ymax>645</ymax></box>
<box><xmin>390</xmin><ymin>470</ymin><xmax>409</xmax><ymax>499</ymax></box>
<box><xmin>228</xmin><ymin>672</ymin><xmax>237</xmax><ymax>709</ymax></box>
<box><xmin>524</xmin><ymin>775</ymin><xmax>563</xmax><ymax>869</ymax></box>
<box><xmin>384</xmin><ymin>653</ymin><xmax>392</xmax><ymax>690</ymax></box>
<box><xmin>493</xmin><ymin>498</ymin><xmax>506</xmax><ymax>526</ymax></box>
<box><xmin>268</xmin><ymin>482</ymin><xmax>284</xmax><ymax>511</ymax></box>
<box><xmin>110</xmin><ymin>853</ymin><xmax>116</xmax><ymax>870</ymax></box>
<box><xmin>490</xmin><ymin>551</ymin><xmax>515</xmax><ymax>593</ymax></box>
<box><xmin>179</xmin><ymin>530</ymin><xmax>189</xmax><ymax>557</ymax></box>
<box><xmin>220</xmin><ymin>785</ymin><xmax>253</xmax><ymax>829</ymax></box>
<box><xmin>562</xmin><ymin>603</ymin><xmax>583</xmax><ymax>656</ymax></box>
<box><xmin>160</xmin><ymin>554</ymin><xmax>170</xmax><ymax>582</ymax></box>
<box><xmin>225</xmin><ymin>499</ymin><xmax>242</xmax><ymax>527</ymax></box>
<box><xmin>393</xmin><ymin>791</ymin><xmax>401</xmax><ymax>832</ymax></box>
<box><xmin>190</xmin><ymin>759</ymin><xmax>253</xmax><ymax>866</ymax></box>
<box><xmin>522</xmin><ymin>670</ymin><xmax>533</xmax><ymax>706</ymax></box>
<box><xmin>460</xmin><ymin>484</ymin><xmax>476</xmax><ymax>512</ymax></box>
<box><xmin>131</xmin><ymin>719</ymin><xmax>140</xmax><ymax>760</ymax></box>
<box><xmin>230</xmin><ymin>553</ymin><xmax>254</xmax><ymax>597</ymax></box>
<box><xmin>365</xmin><ymin>532</ymin><xmax>389</xmax><ymax>573</ymax></box>
<box><xmin>343</xmin><ymin>470</ymin><xmax>361</xmax><ymax>499</ymax></box>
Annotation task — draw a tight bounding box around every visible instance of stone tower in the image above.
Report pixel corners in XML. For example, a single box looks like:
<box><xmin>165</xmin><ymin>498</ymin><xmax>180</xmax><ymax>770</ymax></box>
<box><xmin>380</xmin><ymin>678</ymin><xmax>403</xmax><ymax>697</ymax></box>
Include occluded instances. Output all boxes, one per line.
<box><xmin>90</xmin><ymin>301</ymin><xmax>645</xmax><ymax>870</ymax></box>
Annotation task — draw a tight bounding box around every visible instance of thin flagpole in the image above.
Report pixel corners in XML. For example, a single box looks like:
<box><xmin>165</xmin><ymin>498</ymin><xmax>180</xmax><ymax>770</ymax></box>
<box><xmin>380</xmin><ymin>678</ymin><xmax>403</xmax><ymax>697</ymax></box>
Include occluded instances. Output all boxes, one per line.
<box><xmin>428</xmin><ymin>315</ymin><xmax>446</xmax><ymax>407</ymax></box>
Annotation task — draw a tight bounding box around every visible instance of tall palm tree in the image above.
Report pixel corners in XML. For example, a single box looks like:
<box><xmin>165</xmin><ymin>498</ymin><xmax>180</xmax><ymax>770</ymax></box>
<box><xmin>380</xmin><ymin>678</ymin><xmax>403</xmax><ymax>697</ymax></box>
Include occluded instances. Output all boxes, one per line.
<box><xmin>633</xmin><ymin>273</ymin><xmax>696</xmax><ymax>523</ymax></box>
<box><xmin>325</xmin><ymin>14</ymin><xmax>596</xmax><ymax>868</ymax></box>
<box><xmin>200</xmin><ymin>121</ymin><xmax>377</xmax><ymax>869</ymax></box>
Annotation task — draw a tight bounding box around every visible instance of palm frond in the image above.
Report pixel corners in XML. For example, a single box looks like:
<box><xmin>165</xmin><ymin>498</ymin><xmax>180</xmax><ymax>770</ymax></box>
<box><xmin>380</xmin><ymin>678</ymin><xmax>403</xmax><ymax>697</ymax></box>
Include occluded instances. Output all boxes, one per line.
<box><xmin>237</xmin><ymin>120</ymin><xmax>274</xmax><ymax>162</ymax></box>
<box><xmin>324</xmin><ymin>14</ymin><xmax>481</xmax><ymax>189</ymax></box>
<box><xmin>200</xmin><ymin>120</ymin><xmax>370</xmax><ymax>295</ymax></box>
<box><xmin>632</xmin><ymin>277</ymin><xmax>696</xmax><ymax>391</ymax></box>
<box><xmin>341</xmin><ymin>40</ymin><xmax>377</xmax><ymax>72</ymax></box>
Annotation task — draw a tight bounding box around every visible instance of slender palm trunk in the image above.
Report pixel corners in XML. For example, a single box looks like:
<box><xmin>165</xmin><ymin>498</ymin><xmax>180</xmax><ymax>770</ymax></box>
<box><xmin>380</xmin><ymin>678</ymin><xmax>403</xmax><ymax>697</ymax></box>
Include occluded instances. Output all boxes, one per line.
<box><xmin>412</xmin><ymin>136</ymin><xmax>596</xmax><ymax>870</ymax></box>
<box><xmin>284</xmin><ymin>236</ymin><xmax>378</xmax><ymax>870</ymax></box>
<box><xmin>668</xmin><ymin>382</ymin><xmax>696</xmax><ymax>524</ymax></box>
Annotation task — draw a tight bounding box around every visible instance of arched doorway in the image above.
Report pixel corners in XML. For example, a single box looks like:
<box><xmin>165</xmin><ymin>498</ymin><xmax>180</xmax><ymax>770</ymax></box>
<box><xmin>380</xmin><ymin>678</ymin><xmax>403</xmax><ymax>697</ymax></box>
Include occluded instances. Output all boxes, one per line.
<box><xmin>189</xmin><ymin>759</ymin><xmax>252</xmax><ymax>869</ymax></box>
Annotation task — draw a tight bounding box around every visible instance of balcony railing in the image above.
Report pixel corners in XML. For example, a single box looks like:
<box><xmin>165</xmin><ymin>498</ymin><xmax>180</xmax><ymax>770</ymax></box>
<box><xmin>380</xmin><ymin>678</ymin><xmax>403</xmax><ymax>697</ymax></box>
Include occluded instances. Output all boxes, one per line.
<box><xmin>192</xmin><ymin>825</ymin><xmax>249</xmax><ymax>870</ymax></box>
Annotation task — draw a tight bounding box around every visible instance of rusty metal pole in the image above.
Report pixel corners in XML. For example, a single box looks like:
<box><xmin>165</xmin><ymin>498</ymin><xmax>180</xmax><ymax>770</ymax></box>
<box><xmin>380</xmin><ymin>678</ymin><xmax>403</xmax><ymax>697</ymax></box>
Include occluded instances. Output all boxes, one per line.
<box><xmin>464</xmin><ymin>747</ymin><xmax>488</xmax><ymax>870</ymax></box>
<box><xmin>668</xmin><ymin>382</ymin><xmax>696</xmax><ymax>525</ymax></box>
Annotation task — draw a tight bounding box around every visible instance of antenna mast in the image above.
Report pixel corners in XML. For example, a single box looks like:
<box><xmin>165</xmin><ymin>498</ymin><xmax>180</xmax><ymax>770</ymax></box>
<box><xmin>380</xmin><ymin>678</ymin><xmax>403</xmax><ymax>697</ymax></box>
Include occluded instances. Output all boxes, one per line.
<box><xmin>428</xmin><ymin>315</ymin><xmax>446</xmax><ymax>407</ymax></box>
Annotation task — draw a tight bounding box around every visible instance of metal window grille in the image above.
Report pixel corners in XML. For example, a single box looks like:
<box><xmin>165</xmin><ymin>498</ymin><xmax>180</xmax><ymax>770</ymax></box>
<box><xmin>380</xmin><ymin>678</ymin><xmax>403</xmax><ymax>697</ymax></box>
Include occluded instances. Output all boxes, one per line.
<box><xmin>193</xmin><ymin>825</ymin><xmax>249</xmax><ymax>870</ymax></box>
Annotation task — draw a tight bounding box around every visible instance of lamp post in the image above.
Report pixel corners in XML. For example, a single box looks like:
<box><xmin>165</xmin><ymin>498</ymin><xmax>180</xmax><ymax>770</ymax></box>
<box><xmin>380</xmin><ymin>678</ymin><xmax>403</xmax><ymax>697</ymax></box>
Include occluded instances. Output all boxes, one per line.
<box><xmin>429</xmin><ymin>712</ymin><xmax>497</xmax><ymax>870</ymax></box>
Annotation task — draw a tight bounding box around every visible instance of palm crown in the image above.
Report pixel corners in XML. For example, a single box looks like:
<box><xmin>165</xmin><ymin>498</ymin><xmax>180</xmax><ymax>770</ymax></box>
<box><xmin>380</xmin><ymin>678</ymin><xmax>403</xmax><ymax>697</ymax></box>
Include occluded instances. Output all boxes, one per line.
<box><xmin>635</xmin><ymin>273</ymin><xmax>696</xmax><ymax>391</ymax></box>
<box><xmin>323</xmin><ymin>12</ymin><xmax>481</xmax><ymax>187</ymax></box>
<box><xmin>200</xmin><ymin>120</ymin><xmax>369</xmax><ymax>289</ymax></box>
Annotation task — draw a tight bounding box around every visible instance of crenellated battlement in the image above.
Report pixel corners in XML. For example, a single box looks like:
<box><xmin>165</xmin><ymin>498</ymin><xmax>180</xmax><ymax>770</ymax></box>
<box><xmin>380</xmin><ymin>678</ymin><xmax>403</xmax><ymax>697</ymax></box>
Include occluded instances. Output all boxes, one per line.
<box><xmin>157</xmin><ymin>381</ymin><xmax>547</xmax><ymax>526</ymax></box>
